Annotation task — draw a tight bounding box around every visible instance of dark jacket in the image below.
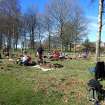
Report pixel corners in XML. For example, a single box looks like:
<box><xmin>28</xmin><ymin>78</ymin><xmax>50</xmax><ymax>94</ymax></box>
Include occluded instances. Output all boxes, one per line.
<box><xmin>37</xmin><ymin>47</ymin><xmax>44</xmax><ymax>55</ymax></box>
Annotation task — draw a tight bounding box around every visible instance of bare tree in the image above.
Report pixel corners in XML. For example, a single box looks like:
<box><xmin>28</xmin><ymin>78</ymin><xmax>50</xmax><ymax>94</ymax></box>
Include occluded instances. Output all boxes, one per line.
<box><xmin>62</xmin><ymin>22</ymin><xmax>74</xmax><ymax>51</ymax></box>
<box><xmin>0</xmin><ymin>0</ymin><xmax>21</xmax><ymax>54</ymax></box>
<box><xmin>46</xmin><ymin>0</ymin><xmax>72</xmax><ymax>51</ymax></box>
<box><xmin>43</xmin><ymin>6</ymin><xmax>53</xmax><ymax>51</ymax></box>
<box><xmin>46</xmin><ymin>0</ymin><xmax>87</xmax><ymax>51</ymax></box>
<box><xmin>24</xmin><ymin>5</ymin><xmax>38</xmax><ymax>51</ymax></box>
<box><xmin>90</xmin><ymin>0</ymin><xmax>105</xmax><ymax>62</ymax></box>
<box><xmin>96</xmin><ymin>0</ymin><xmax>104</xmax><ymax>62</ymax></box>
<box><xmin>36</xmin><ymin>13</ymin><xmax>46</xmax><ymax>47</ymax></box>
<box><xmin>72</xmin><ymin>9</ymin><xmax>88</xmax><ymax>54</ymax></box>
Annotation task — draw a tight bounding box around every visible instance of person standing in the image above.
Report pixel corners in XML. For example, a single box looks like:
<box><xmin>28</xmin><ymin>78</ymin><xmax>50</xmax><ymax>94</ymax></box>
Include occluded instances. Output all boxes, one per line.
<box><xmin>37</xmin><ymin>46</ymin><xmax>44</xmax><ymax>64</ymax></box>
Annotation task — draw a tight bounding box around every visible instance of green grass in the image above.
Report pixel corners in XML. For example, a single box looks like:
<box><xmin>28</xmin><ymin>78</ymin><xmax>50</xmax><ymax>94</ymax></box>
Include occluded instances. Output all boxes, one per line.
<box><xmin>0</xmin><ymin>59</ymin><xmax>95</xmax><ymax>105</ymax></box>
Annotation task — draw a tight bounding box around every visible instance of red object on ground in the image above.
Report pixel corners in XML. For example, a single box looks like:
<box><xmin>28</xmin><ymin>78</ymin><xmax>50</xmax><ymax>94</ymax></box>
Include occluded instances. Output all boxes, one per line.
<box><xmin>52</xmin><ymin>51</ymin><xmax>60</xmax><ymax>59</ymax></box>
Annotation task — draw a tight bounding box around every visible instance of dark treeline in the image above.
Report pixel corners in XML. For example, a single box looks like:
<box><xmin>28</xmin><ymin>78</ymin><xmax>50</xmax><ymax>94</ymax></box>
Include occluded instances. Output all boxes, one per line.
<box><xmin>0</xmin><ymin>0</ymin><xmax>87</xmax><ymax>53</ymax></box>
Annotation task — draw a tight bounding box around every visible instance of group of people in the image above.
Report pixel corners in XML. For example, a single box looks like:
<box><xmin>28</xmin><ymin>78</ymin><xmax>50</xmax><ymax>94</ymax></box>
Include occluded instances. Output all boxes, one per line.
<box><xmin>18</xmin><ymin>47</ymin><xmax>67</xmax><ymax>66</ymax></box>
<box><xmin>17</xmin><ymin>51</ymin><xmax>36</xmax><ymax>66</ymax></box>
<box><xmin>48</xmin><ymin>50</ymin><xmax>66</xmax><ymax>60</ymax></box>
<box><xmin>48</xmin><ymin>49</ymin><xmax>90</xmax><ymax>61</ymax></box>
<box><xmin>1</xmin><ymin>45</ymin><xmax>89</xmax><ymax>66</ymax></box>
<box><xmin>17</xmin><ymin>46</ymin><xmax>44</xmax><ymax>66</ymax></box>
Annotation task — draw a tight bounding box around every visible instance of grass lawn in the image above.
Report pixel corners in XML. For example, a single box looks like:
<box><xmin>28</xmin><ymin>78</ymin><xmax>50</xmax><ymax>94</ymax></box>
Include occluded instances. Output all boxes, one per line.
<box><xmin>0</xmin><ymin>58</ymin><xmax>96</xmax><ymax>105</ymax></box>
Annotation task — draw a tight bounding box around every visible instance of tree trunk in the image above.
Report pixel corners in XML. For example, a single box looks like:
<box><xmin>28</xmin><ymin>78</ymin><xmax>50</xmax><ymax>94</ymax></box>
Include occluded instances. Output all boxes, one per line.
<box><xmin>0</xmin><ymin>33</ymin><xmax>3</xmax><ymax>50</ymax></box>
<box><xmin>74</xmin><ymin>34</ymin><xmax>77</xmax><ymax>57</ymax></box>
<box><xmin>13</xmin><ymin>24</ymin><xmax>15</xmax><ymax>53</ymax></box>
<box><xmin>96</xmin><ymin>0</ymin><xmax>103</xmax><ymax>62</ymax></box>
<box><xmin>32</xmin><ymin>27</ymin><xmax>35</xmax><ymax>51</ymax></box>
<box><xmin>15</xmin><ymin>37</ymin><xmax>18</xmax><ymax>51</ymax></box>
<box><xmin>64</xmin><ymin>43</ymin><xmax>68</xmax><ymax>52</ymax></box>
<box><xmin>61</xmin><ymin>41</ymin><xmax>64</xmax><ymax>52</ymax></box>
<box><xmin>0</xmin><ymin>33</ymin><xmax>3</xmax><ymax>58</ymax></box>
<box><xmin>60</xmin><ymin>23</ymin><xmax>64</xmax><ymax>52</ymax></box>
<box><xmin>7</xmin><ymin>30</ymin><xmax>11</xmax><ymax>57</ymax></box>
<box><xmin>74</xmin><ymin>41</ymin><xmax>76</xmax><ymax>56</ymax></box>
<box><xmin>39</xmin><ymin>30</ymin><xmax>41</xmax><ymax>46</ymax></box>
<box><xmin>69</xmin><ymin>42</ymin><xmax>72</xmax><ymax>52</ymax></box>
<box><xmin>24</xmin><ymin>32</ymin><xmax>27</xmax><ymax>50</ymax></box>
<box><xmin>48</xmin><ymin>31</ymin><xmax>51</xmax><ymax>52</ymax></box>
